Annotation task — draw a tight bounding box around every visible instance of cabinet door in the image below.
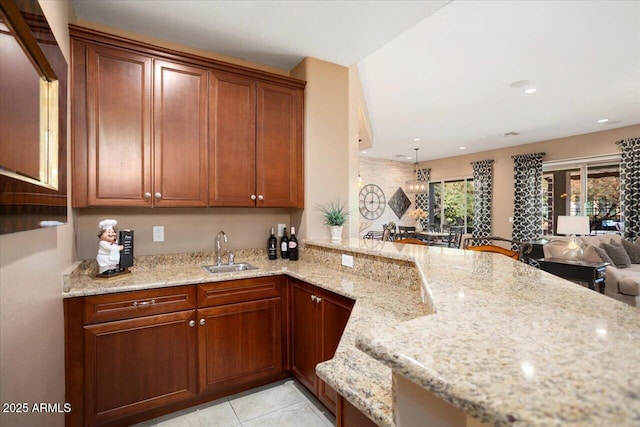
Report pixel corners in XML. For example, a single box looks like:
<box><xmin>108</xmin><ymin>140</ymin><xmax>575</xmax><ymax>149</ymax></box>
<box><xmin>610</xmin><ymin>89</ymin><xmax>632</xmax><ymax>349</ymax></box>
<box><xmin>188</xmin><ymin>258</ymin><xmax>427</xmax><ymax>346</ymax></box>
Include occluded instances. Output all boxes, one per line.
<box><xmin>198</xmin><ymin>298</ymin><xmax>282</xmax><ymax>392</ymax></box>
<box><xmin>86</xmin><ymin>44</ymin><xmax>152</xmax><ymax>206</ymax></box>
<box><xmin>154</xmin><ymin>60</ymin><xmax>208</xmax><ymax>206</ymax></box>
<box><xmin>209</xmin><ymin>71</ymin><xmax>256</xmax><ymax>206</ymax></box>
<box><xmin>290</xmin><ymin>280</ymin><xmax>320</xmax><ymax>392</ymax></box>
<box><xmin>83</xmin><ymin>310</ymin><xmax>197</xmax><ymax>426</ymax></box>
<box><xmin>318</xmin><ymin>292</ymin><xmax>354</xmax><ymax>414</ymax></box>
<box><xmin>256</xmin><ymin>82</ymin><xmax>303</xmax><ymax>208</ymax></box>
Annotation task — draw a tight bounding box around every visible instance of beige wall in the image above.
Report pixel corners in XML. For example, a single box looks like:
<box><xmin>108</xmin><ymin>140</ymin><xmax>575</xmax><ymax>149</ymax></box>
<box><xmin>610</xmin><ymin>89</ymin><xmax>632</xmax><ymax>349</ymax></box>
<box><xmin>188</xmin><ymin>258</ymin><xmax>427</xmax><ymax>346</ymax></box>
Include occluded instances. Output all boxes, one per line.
<box><xmin>291</xmin><ymin>58</ymin><xmax>351</xmax><ymax>240</ymax></box>
<box><xmin>75</xmin><ymin>208</ymin><xmax>291</xmax><ymax>260</ymax></box>
<box><xmin>0</xmin><ymin>1</ymin><xmax>75</xmax><ymax>426</ymax></box>
<box><xmin>422</xmin><ymin>124</ymin><xmax>640</xmax><ymax>239</ymax></box>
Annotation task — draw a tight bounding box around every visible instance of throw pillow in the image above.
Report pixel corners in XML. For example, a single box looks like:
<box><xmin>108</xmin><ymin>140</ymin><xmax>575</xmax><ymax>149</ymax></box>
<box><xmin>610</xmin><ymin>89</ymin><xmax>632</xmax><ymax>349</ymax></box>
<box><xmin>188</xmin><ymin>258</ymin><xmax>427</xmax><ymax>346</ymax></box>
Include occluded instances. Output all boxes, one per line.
<box><xmin>602</xmin><ymin>241</ymin><xmax>631</xmax><ymax>268</ymax></box>
<box><xmin>592</xmin><ymin>246</ymin><xmax>614</xmax><ymax>265</ymax></box>
<box><xmin>621</xmin><ymin>238</ymin><xmax>640</xmax><ymax>263</ymax></box>
<box><xmin>583</xmin><ymin>245</ymin><xmax>604</xmax><ymax>263</ymax></box>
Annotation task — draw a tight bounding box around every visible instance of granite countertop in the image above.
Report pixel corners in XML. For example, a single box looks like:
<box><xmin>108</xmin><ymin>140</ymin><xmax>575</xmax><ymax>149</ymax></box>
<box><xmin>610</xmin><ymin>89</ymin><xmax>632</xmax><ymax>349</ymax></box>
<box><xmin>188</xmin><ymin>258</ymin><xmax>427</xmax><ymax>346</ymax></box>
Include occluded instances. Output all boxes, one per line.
<box><xmin>63</xmin><ymin>239</ymin><xmax>640</xmax><ymax>427</ymax></box>
<box><xmin>321</xmin><ymin>239</ymin><xmax>640</xmax><ymax>426</ymax></box>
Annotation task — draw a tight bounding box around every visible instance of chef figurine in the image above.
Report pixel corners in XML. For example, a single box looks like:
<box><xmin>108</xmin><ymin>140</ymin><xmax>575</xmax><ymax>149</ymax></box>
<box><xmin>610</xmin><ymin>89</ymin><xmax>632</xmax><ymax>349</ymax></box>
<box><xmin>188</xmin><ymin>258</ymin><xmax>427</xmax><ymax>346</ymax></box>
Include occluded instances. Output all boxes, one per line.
<box><xmin>96</xmin><ymin>219</ymin><xmax>124</xmax><ymax>275</ymax></box>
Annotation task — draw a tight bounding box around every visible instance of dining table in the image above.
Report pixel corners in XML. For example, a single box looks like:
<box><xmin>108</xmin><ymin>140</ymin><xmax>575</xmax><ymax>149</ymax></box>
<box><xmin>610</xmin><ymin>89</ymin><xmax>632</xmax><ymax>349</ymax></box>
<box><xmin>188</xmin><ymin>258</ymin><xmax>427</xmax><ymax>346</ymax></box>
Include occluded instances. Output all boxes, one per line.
<box><xmin>408</xmin><ymin>231</ymin><xmax>450</xmax><ymax>245</ymax></box>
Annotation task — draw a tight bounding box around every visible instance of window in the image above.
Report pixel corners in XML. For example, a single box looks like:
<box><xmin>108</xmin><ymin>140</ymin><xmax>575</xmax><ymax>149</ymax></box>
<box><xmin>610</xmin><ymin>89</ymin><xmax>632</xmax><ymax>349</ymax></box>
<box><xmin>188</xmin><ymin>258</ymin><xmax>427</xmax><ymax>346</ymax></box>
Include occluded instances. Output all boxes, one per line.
<box><xmin>543</xmin><ymin>156</ymin><xmax>620</xmax><ymax>235</ymax></box>
<box><xmin>428</xmin><ymin>178</ymin><xmax>474</xmax><ymax>232</ymax></box>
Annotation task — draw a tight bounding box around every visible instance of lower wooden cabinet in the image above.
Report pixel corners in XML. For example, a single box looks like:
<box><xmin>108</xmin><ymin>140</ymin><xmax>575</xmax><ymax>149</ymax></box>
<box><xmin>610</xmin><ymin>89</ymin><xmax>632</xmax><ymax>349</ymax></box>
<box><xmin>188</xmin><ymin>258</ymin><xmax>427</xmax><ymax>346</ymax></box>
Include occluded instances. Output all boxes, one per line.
<box><xmin>336</xmin><ymin>395</ymin><xmax>378</xmax><ymax>427</ymax></box>
<box><xmin>65</xmin><ymin>275</ymin><xmax>352</xmax><ymax>426</ymax></box>
<box><xmin>290</xmin><ymin>278</ymin><xmax>354</xmax><ymax>414</ymax></box>
<box><xmin>83</xmin><ymin>310</ymin><xmax>198</xmax><ymax>426</ymax></box>
<box><xmin>198</xmin><ymin>298</ymin><xmax>282</xmax><ymax>392</ymax></box>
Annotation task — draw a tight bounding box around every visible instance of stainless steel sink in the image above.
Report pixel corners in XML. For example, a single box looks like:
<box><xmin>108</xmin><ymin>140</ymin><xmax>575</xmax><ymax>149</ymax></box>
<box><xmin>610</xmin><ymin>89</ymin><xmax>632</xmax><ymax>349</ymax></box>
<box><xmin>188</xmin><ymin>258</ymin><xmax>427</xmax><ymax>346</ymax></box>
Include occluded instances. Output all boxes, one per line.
<box><xmin>202</xmin><ymin>263</ymin><xmax>258</xmax><ymax>274</ymax></box>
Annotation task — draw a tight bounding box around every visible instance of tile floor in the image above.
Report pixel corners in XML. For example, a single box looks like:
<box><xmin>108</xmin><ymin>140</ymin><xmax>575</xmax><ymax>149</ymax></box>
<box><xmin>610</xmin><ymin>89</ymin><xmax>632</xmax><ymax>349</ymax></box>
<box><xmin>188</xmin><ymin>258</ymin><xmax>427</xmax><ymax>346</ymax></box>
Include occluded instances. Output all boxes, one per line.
<box><xmin>133</xmin><ymin>379</ymin><xmax>335</xmax><ymax>427</ymax></box>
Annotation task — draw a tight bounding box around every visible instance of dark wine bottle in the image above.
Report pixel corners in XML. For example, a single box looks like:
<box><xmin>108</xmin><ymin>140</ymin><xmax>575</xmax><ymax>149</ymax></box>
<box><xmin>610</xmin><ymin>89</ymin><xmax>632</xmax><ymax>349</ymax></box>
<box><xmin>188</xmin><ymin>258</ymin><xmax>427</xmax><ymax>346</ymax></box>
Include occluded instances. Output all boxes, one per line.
<box><xmin>268</xmin><ymin>227</ymin><xmax>277</xmax><ymax>260</ymax></box>
<box><xmin>288</xmin><ymin>226</ymin><xmax>298</xmax><ymax>261</ymax></box>
<box><xmin>280</xmin><ymin>227</ymin><xmax>289</xmax><ymax>259</ymax></box>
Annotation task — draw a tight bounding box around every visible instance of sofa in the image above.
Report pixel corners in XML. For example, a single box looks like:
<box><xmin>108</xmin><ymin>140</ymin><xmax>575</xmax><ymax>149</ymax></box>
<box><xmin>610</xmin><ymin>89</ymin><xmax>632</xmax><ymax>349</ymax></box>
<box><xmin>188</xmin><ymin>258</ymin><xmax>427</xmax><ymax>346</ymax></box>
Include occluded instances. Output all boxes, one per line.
<box><xmin>543</xmin><ymin>233</ymin><xmax>640</xmax><ymax>308</ymax></box>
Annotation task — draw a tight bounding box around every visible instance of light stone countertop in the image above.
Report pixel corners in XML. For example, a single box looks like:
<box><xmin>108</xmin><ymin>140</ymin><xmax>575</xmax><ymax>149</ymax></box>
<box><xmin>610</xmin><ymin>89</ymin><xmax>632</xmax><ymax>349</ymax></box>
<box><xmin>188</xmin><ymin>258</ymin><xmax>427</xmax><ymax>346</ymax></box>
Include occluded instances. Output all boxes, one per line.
<box><xmin>315</xmin><ymin>239</ymin><xmax>640</xmax><ymax>427</ymax></box>
<box><xmin>63</xmin><ymin>239</ymin><xmax>640</xmax><ymax>427</ymax></box>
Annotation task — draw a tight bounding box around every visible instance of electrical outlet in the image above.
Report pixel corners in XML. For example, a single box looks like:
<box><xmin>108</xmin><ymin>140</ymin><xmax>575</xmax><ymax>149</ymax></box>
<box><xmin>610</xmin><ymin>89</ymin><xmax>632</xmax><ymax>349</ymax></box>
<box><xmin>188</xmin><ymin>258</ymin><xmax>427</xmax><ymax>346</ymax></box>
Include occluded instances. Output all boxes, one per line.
<box><xmin>153</xmin><ymin>226</ymin><xmax>164</xmax><ymax>242</ymax></box>
<box><xmin>277</xmin><ymin>224</ymin><xmax>286</xmax><ymax>236</ymax></box>
<box><xmin>341</xmin><ymin>254</ymin><xmax>354</xmax><ymax>268</ymax></box>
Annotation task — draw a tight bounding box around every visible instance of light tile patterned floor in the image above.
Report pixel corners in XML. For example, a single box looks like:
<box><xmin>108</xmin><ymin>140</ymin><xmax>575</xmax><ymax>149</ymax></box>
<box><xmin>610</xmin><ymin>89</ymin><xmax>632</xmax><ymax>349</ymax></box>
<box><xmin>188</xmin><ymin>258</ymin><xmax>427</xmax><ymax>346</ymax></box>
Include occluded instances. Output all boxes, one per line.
<box><xmin>133</xmin><ymin>379</ymin><xmax>335</xmax><ymax>427</ymax></box>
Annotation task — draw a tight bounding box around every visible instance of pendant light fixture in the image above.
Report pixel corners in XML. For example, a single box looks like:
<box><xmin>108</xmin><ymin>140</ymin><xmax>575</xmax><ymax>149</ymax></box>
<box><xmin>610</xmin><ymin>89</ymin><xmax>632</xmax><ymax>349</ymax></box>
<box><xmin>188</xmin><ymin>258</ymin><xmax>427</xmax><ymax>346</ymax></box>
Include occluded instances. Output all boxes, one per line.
<box><xmin>405</xmin><ymin>148</ymin><xmax>428</xmax><ymax>194</ymax></box>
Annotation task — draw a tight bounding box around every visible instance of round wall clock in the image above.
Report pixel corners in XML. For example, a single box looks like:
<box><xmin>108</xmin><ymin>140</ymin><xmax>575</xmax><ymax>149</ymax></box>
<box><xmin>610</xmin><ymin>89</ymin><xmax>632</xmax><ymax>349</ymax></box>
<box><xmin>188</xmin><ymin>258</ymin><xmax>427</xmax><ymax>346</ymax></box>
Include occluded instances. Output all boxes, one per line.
<box><xmin>359</xmin><ymin>184</ymin><xmax>386</xmax><ymax>220</ymax></box>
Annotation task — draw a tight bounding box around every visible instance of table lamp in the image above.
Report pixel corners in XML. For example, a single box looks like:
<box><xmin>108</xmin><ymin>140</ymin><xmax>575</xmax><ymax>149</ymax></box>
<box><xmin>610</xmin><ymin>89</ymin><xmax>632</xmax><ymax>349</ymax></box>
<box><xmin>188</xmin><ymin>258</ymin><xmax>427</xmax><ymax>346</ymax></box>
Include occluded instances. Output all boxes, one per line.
<box><xmin>556</xmin><ymin>215</ymin><xmax>590</xmax><ymax>262</ymax></box>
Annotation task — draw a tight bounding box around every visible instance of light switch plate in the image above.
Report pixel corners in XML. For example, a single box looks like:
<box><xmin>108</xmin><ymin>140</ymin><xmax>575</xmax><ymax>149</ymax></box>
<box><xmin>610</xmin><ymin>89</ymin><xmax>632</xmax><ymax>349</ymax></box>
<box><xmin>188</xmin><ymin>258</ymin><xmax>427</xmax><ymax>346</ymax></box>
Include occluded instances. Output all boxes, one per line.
<box><xmin>341</xmin><ymin>254</ymin><xmax>354</xmax><ymax>268</ymax></box>
<box><xmin>153</xmin><ymin>226</ymin><xmax>164</xmax><ymax>242</ymax></box>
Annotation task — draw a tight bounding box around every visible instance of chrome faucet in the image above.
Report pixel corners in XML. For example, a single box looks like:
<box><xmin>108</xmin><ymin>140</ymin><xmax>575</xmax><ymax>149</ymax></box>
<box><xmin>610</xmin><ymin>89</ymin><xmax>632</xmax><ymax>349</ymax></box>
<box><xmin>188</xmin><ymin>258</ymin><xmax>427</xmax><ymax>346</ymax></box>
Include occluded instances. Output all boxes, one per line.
<box><xmin>215</xmin><ymin>231</ymin><xmax>228</xmax><ymax>265</ymax></box>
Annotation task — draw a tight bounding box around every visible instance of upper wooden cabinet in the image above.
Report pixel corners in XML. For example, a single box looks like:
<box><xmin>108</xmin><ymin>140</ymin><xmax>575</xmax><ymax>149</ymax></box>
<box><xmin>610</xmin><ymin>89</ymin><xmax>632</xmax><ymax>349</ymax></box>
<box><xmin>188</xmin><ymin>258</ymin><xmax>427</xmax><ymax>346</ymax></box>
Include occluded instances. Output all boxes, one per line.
<box><xmin>70</xmin><ymin>26</ymin><xmax>304</xmax><ymax>208</ymax></box>
<box><xmin>256</xmin><ymin>82</ymin><xmax>303</xmax><ymax>208</ymax></box>
<box><xmin>208</xmin><ymin>71</ymin><xmax>256</xmax><ymax>206</ymax></box>
<box><xmin>209</xmin><ymin>75</ymin><xmax>303</xmax><ymax>207</ymax></box>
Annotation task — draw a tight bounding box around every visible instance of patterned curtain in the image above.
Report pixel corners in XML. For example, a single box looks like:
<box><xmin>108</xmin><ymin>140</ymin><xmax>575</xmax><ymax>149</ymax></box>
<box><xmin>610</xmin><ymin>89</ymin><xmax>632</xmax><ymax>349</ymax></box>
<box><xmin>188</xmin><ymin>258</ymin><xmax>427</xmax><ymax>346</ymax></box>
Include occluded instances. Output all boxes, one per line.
<box><xmin>616</xmin><ymin>137</ymin><xmax>640</xmax><ymax>240</ymax></box>
<box><xmin>416</xmin><ymin>168</ymin><xmax>430</xmax><ymax>229</ymax></box>
<box><xmin>471</xmin><ymin>160</ymin><xmax>493</xmax><ymax>244</ymax></box>
<box><xmin>512</xmin><ymin>153</ymin><xmax>544</xmax><ymax>248</ymax></box>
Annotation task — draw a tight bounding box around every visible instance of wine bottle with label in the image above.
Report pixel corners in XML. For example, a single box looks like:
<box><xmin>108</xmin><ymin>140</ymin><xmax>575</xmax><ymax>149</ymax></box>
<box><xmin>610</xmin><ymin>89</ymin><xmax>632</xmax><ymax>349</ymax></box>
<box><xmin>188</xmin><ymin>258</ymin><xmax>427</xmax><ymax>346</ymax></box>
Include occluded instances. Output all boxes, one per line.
<box><xmin>280</xmin><ymin>227</ymin><xmax>289</xmax><ymax>259</ymax></box>
<box><xmin>288</xmin><ymin>226</ymin><xmax>298</xmax><ymax>261</ymax></box>
<box><xmin>268</xmin><ymin>227</ymin><xmax>277</xmax><ymax>260</ymax></box>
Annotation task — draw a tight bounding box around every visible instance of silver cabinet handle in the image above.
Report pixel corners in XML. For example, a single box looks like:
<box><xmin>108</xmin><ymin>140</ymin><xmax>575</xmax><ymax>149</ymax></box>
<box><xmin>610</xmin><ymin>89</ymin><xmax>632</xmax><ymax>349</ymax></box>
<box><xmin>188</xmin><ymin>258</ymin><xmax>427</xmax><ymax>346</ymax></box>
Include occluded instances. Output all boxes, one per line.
<box><xmin>133</xmin><ymin>299</ymin><xmax>155</xmax><ymax>307</ymax></box>
<box><xmin>200</xmin><ymin>318</ymin><xmax>206</xmax><ymax>326</ymax></box>
<box><xmin>144</xmin><ymin>192</ymin><xmax>152</xmax><ymax>200</ymax></box>
<box><xmin>257</xmin><ymin>195</ymin><xmax>264</xmax><ymax>201</ymax></box>
<box><xmin>311</xmin><ymin>295</ymin><xmax>317</xmax><ymax>302</ymax></box>
<box><xmin>155</xmin><ymin>192</ymin><xmax>162</xmax><ymax>200</ymax></box>
<box><xmin>189</xmin><ymin>320</ymin><xmax>196</xmax><ymax>327</ymax></box>
<box><xmin>250</xmin><ymin>194</ymin><xmax>257</xmax><ymax>200</ymax></box>
<box><xmin>316</xmin><ymin>297</ymin><xmax>322</xmax><ymax>304</ymax></box>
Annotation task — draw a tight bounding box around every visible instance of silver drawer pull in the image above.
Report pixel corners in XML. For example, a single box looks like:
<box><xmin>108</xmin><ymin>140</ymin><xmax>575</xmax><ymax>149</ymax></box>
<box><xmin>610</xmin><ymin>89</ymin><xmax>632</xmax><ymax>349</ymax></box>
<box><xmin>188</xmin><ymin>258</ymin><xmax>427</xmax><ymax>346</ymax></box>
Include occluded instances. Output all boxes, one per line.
<box><xmin>316</xmin><ymin>297</ymin><xmax>322</xmax><ymax>304</ymax></box>
<box><xmin>133</xmin><ymin>299</ymin><xmax>155</xmax><ymax>307</ymax></box>
<box><xmin>189</xmin><ymin>320</ymin><xmax>196</xmax><ymax>327</ymax></box>
<box><xmin>200</xmin><ymin>318</ymin><xmax>206</xmax><ymax>326</ymax></box>
<box><xmin>311</xmin><ymin>295</ymin><xmax>317</xmax><ymax>302</ymax></box>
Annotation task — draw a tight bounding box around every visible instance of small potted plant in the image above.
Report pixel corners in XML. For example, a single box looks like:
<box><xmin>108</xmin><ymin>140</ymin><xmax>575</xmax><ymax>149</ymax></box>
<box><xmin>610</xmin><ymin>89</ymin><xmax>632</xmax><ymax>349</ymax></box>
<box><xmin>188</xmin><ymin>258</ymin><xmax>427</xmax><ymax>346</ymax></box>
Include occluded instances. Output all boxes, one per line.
<box><xmin>317</xmin><ymin>199</ymin><xmax>349</xmax><ymax>240</ymax></box>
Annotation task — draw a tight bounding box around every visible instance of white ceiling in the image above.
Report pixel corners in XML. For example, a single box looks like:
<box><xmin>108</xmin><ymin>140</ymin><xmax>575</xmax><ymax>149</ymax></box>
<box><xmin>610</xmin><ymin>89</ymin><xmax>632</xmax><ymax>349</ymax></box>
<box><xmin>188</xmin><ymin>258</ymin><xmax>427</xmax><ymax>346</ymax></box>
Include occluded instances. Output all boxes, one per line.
<box><xmin>72</xmin><ymin>0</ymin><xmax>640</xmax><ymax>162</ymax></box>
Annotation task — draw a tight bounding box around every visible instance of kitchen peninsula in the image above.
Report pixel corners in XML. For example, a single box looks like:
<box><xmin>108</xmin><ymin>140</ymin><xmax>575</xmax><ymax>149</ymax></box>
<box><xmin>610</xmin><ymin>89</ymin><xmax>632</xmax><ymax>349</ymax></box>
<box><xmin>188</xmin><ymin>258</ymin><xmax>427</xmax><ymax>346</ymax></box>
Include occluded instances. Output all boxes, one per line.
<box><xmin>64</xmin><ymin>239</ymin><xmax>640</xmax><ymax>426</ymax></box>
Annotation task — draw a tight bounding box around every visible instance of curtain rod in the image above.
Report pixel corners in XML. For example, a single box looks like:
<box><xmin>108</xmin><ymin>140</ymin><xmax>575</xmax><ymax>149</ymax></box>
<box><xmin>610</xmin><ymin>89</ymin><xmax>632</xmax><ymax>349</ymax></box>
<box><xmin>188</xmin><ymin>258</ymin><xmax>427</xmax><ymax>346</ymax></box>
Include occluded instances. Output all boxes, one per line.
<box><xmin>510</xmin><ymin>152</ymin><xmax>546</xmax><ymax>159</ymax></box>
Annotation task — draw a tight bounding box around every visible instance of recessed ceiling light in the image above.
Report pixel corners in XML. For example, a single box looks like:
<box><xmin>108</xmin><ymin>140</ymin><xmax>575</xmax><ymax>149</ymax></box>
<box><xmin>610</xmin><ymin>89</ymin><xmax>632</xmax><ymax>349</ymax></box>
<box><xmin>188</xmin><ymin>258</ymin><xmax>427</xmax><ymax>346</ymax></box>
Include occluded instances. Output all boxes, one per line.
<box><xmin>523</xmin><ymin>88</ymin><xmax>537</xmax><ymax>94</ymax></box>
<box><xmin>597</xmin><ymin>118</ymin><xmax>609</xmax><ymax>123</ymax></box>
<box><xmin>459</xmin><ymin>146</ymin><xmax>466</xmax><ymax>150</ymax></box>
<box><xmin>361</xmin><ymin>151</ymin><xmax>368</xmax><ymax>154</ymax></box>
<box><xmin>406</xmin><ymin>156</ymin><xmax>412</xmax><ymax>160</ymax></box>
<box><xmin>413</xmin><ymin>138</ymin><xmax>421</xmax><ymax>142</ymax></box>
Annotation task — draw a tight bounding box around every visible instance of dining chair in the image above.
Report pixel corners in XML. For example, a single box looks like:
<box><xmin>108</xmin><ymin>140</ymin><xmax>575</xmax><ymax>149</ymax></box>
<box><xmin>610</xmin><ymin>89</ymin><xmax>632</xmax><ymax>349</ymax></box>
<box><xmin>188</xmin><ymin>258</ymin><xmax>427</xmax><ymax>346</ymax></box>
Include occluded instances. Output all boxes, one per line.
<box><xmin>395</xmin><ymin>237</ymin><xmax>428</xmax><ymax>246</ymax></box>
<box><xmin>397</xmin><ymin>225</ymin><xmax>416</xmax><ymax>239</ymax></box>
<box><xmin>463</xmin><ymin>236</ymin><xmax>531</xmax><ymax>260</ymax></box>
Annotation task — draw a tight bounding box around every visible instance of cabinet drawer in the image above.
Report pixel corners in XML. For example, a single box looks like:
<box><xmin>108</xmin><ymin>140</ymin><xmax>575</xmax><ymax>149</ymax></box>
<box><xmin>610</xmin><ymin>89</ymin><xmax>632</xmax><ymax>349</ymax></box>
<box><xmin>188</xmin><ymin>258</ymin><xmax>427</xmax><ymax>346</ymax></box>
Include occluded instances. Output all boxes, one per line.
<box><xmin>84</xmin><ymin>286</ymin><xmax>196</xmax><ymax>324</ymax></box>
<box><xmin>198</xmin><ymin>276</ymin><xmax>282</xmax><ymax>307</ymax></box>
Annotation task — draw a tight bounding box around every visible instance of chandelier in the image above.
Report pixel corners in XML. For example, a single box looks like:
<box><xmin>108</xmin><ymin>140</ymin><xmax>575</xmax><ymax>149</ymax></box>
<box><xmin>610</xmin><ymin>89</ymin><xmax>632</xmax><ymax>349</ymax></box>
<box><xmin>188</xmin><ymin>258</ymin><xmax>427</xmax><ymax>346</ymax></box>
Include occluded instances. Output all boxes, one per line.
<box><xmin>405</xmin><ymin>148</ymin><xmax>428</xmax><ymax>194</ymax></box>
